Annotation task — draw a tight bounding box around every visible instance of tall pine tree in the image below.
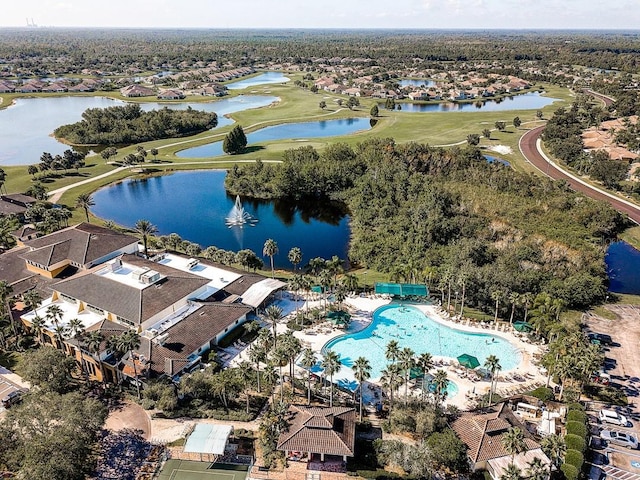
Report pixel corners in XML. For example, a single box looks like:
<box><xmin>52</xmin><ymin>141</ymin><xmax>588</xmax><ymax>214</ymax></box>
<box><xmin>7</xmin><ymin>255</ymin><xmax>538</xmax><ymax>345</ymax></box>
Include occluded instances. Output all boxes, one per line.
<box><xmin>223</xmin><ymin>125</ymin><xmax>248</xmax><ymax>154</ymax></box>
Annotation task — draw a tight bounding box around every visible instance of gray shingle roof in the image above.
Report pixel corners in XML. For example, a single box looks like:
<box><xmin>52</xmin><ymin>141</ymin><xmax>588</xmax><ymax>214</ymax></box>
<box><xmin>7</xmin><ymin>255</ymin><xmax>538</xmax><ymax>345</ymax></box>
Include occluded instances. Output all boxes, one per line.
<box><xmin>23</xmin><ymin>223</ymin><xmax>137</xmax><ymax>268</ymax></box>
<box><xmin>52</xmin><ymin>254</ymin><xmax>210</xmax><ymax>325</ymax></box>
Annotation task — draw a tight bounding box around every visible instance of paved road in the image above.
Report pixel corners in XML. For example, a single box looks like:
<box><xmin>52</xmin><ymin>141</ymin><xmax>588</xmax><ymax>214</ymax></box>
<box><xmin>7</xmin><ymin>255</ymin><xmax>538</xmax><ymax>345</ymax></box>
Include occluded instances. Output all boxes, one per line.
<box><xmin>519</xmin><ymin>126</ymin><xmax>640</xmax><ymax>224</ymax></box>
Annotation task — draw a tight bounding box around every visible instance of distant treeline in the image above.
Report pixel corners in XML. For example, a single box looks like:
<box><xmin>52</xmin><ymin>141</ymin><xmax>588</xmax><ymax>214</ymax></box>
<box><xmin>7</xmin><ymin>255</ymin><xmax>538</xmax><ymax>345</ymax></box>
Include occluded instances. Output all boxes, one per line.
<box><xmin>1</xmin><ymin>29</ymin><xmax>640</xmax><ymax>74</ymax></box>
<box><xmin>53</xmin><ymin>104</ymin><xmax>217</xmax><ymax>146</ymax></box>
<box><xmin>226</xmin><ymin>140</ymin><xmax>629</xmax><ymax>311</ymax></box>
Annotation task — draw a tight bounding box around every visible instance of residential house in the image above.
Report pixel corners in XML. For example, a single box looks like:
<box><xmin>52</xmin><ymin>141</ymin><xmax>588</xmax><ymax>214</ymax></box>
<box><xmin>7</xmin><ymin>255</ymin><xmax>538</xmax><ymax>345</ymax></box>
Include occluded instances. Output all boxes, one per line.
<box><xmin>0</xmin><ymin>81</ymin><xmax>15</xmax><ymax>93</ymax></box>
<box><xmin>0</xmin><ymin>193</ymin><xmax>36</xmax><ymax>220</ymax></box>
<box><xmin>120</xmin><ymin>84</ymin><xmax>156</xmax><ymax>97</ymax></box>
<box><xmin>451</xmin><ymin>402</ymin><xmax>551</xmax><ymax>480</ymax></box>
<box><xmin>157</xmin><ymin>89</ymin><xmax>186</xmax><ymax>100</ymax></box>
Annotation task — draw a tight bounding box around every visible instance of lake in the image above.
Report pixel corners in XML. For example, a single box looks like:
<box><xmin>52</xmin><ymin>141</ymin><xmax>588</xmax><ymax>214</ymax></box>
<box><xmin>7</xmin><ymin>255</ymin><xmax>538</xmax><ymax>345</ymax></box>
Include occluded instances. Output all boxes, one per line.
<box><xmin>177</xmin><ymin>117</ymin><xmax>372</xmax><ymax>158</ymax></box>
<box><xmin>606</xmin><ymin>241</ymin><xmax>640</xmax><ymax>294</ymax></box>
<box><xmin>90</xmin><ymin>170</ymin><xmax>350</xmax><ymax>268</ymax></box>
<box><xmin>399</xmin><ymin>79</ymin><xmax>436</xmax><ymax>87</ymax></box>
<box><xmin>227</xmin><ymin>72</ymin><xmax>290</xmax><ymax>90</ymax></box>
<box><xmin>381</xmin><ymin>92</ymin><xmax>558</xmax><ymax>113</ymax></box>
<box><xmin>0</xmin><ymin>95</ymin><xmax>278</xmax><ymax>166</ymax></box>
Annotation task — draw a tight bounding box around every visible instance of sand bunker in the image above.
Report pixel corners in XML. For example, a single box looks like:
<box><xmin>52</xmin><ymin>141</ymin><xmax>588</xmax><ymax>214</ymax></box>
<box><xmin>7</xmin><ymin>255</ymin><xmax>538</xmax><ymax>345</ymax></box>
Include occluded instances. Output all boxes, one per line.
<box><xmin>488</xmin><ymin>145</ymin><xmax>513</xmax><ymax>155</ymax></box>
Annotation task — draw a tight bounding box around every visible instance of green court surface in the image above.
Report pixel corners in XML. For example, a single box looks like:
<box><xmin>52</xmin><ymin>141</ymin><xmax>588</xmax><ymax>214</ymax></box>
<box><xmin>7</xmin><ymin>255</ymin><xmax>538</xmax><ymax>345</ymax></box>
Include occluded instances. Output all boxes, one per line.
<box><xmin>157</xmin><ymin>460</ymin><xmax>249</xmax><ymax>480</ymax></box>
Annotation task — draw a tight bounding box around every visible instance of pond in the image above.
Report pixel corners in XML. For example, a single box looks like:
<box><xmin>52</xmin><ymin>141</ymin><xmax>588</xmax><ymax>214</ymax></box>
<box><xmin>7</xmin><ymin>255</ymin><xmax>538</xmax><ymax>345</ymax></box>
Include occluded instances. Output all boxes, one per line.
<box><xmin>484</xmin><ymin>155</ymin><xmax>511</xmax><ymax>166</ymax></box>
<box><xmin>90</xmin><ymin>170</ymin><xmax>350</xmax><ymax>268</ymax></box>
<box><xmin>399</xmin><ymin>79</ymin><xmax>436</xmax><ymax>87</ymax></box>
<box><xmin>177</xmin><ymin>117</ymin><xmax>372</xmax><ymax>158</ymax></box>
<box><xmin>380</xmin><ymin>92</ymin><xmax>559</xmax><ymax>113</ymax></box>
<box><xmin>227</xmin><ymin>72</ymin><xmax>290</xmax><ymax>90</ymax></box>
<box><xmin>0</xmin><ymin>95</ymin><xmax>278</xmax><ymax>166</ymax></box>
<box><xmin>606</xmin><ymin>241</ymin><xmax>640</xmax><ymax>295</ymax></box>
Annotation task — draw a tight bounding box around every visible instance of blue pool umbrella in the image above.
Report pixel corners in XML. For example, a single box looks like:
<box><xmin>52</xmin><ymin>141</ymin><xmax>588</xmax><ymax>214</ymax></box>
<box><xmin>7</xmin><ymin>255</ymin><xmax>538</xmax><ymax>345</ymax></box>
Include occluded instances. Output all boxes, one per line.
<box><xmin>457</xmin><ymin>353</ymin><xmax>480</xmax><ymax>369</ymax></box>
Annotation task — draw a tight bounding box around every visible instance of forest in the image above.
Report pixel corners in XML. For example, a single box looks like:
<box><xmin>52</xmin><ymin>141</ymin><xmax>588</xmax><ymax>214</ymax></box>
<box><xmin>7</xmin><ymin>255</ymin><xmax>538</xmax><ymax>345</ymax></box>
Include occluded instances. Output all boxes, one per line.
<box><xmin>53</xmin><ymin>104</ymin><xmax>218</xmax><ymax>145</ymax></box>
<box><xmin>1</xmin><ymin>29</ymin><xmax>640</xmax><ymax>77</ymax></box>
<box><xmin>226</xmin><ymin>139</ymin><xmax>629</xmax><ymax>311</ymax></box>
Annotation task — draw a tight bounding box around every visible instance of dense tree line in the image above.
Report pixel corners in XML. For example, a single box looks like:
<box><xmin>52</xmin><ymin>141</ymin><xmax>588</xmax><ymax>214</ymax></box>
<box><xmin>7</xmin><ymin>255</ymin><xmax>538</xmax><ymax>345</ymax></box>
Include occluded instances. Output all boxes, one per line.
<box><xmin>543</xmin><ymin>99</ymin><xmax>632</xmax><ymax>188</ymax></box>
<box><xmin>2</xmin><ymin>29</ymin><xmax>640</xmax><ymax>77</ymax></box>
<box><xmin>227</xmin><ymin>139</ymin><xmax>628</xmax><ymax>311</ymax></box>
<box><xmin>53</xmin><ymin>104</ymin><xmax>217</xmax><ymax>146</ymax></box>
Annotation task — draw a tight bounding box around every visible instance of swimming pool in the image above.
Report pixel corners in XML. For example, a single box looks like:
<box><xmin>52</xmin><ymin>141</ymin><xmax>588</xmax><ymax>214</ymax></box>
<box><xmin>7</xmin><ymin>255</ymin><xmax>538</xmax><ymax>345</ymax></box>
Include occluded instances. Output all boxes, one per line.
<box><xmin>325</xmin><ymin>304</ymin><xmax>521</xmax><ymax>380</ymax></box>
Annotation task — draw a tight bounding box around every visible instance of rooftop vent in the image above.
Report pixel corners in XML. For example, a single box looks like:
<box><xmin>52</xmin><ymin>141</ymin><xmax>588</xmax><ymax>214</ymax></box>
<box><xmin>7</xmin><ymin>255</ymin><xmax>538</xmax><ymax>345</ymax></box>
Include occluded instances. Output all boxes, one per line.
<box><xmin>109</xmin><ymin>258</ymin><xmax>123</xmax><ymax>272</ymax></box>
<box><xmin>187</xmin><ymin>258</ymin><xmax>199</xmax><ymax>270</ymax></box>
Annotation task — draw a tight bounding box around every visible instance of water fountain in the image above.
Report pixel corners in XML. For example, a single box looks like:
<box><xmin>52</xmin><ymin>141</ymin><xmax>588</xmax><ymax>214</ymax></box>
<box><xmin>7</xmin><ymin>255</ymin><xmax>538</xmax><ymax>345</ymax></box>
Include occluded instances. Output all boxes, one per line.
<box><xmin>225</xmin><ymin>195</ymin><xmax>258</xmax><ymax>227</ymax></box>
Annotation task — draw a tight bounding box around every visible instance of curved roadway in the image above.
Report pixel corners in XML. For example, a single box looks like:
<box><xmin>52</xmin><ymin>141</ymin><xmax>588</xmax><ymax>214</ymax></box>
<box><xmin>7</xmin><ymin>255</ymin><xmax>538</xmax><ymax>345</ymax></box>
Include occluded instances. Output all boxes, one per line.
<box><xmin>519</xmin><ymin>96</ymin><xmax>640</xmax><ymax>225</ymax></box>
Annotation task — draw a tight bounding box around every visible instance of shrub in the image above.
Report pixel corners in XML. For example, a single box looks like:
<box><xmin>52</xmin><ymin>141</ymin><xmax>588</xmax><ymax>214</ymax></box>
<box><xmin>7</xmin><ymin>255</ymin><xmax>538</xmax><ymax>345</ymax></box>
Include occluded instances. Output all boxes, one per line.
<box><xmin>566</xmin><ymin>410</ymin><xmax>587</xmax><ymax>424</ymax></box>
<box><xmin>567</xmin><ymin>402</ymin><xmax>585</xmax><ymax>412</ymax></box>
<box><xmin>561</xmin><ymin>463</ymin><xmax>579</xmax><ymax>480</ymax></box>
<box><xmin>528</xmin><ymin>386</ymin><xmax>554</xmax><ymax>401</ymax></box>
<box><xmin>564</xmin><ymin>449</ymin><xmax>584</xmax><ymax>470</ymax></box>
<box><xmin>564</xmin><ymin>434</ymin><xmax>586</xmax><ymax>453</ymax></box>
<box><xmin>566</xmin><ymin>421</ymin><xmax>587</xmax><ymax>438</ymax></box>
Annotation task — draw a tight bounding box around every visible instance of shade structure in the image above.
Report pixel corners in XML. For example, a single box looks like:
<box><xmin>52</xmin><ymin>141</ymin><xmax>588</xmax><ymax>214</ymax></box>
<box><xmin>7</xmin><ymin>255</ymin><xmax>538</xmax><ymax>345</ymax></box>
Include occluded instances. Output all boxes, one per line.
<box><xmin>513</xmin><ymin>321</ymin><xmax>534</xmax><ymax>332</ymax></box>
<box><xmin>327</xmin><ymin>310</ymin><xmax>351</xmax><ymax>325</ymax></box>
<box><xmin>457</xmin><ymin>353</ymin><xmax>480</xmax><ymax>369</ymax></box>
<box><xmin>374</xmin><ymin>282</ymin><xmax>428</xmax><ymax>297</ymax></box>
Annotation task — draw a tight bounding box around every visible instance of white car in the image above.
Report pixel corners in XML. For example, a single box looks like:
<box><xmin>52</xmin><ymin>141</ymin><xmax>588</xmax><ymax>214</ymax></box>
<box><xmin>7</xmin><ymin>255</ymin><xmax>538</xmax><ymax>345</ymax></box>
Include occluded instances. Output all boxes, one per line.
<box><xmin>599</xmin><ymin>409</ymin><xmax>629</xmax><ymax>427</ymax></box>
<box><xmin>601</xmin><ymin>429</ymin><xmax>638</xmax><ymax>449</ymax></box>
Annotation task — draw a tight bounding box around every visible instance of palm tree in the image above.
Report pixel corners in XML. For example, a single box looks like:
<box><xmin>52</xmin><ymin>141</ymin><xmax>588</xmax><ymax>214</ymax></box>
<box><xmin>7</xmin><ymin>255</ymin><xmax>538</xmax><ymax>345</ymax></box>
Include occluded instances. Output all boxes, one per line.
<box><xmin>327</xmin><ymin>256</ymin><xmax>343</xmax><ymax>288</ymax></box>
<box><xmin>45</xmin><ymin>304</ymin><xmax>64</xmax><ymax>345</ymax></box>
<box><xmin>417</xmin><ymin>352</ymin><xmax>433</xmax><ymax>400</ymax></box>
<box><xmin>500</xmin><ymin>463</ymin><xmax>522</xmax><ymax>480</ymax></box>
<box><xmin>0</xmin><ymin>281</ymin><xmax>16</xmax><ymax>336</ymax></box>
<box><xmin>520</xmin><ymin>292</ymin><xmax>533</xmax><ymax>323</ymax></box>
<box><xmin>84</xmin><ymin>330</ymin><xmax>106</xmax><ymax>383</ymax></box>
<box><xmin>484</xmin><ymin>354</ymin><xmax>502</xmax><ymax>406</ymax></box>
<box><xmin>262</xmin><ymin>362</ymin><xmax>278</xmax><ymax>404</ymax></box>
<box><xmin>29</xmin><ymin>315</ymin><xmax>47</xmax><ymax>345</ymax></box>
<box><xmin>433</xmin><ymin>369</ymin><xmax>449</xmax><ymax>407</ymax></box>
<box><xmin>135</xmin><ymin>219</ymin><xmax>158</xmax><ymax>259</ymax></box>
<box><xmin>248</xmin><ymin>344</ymin><xmax>266</xmax><ymax>393</ymax></box>
<box><xmin>110</xmin><ymin>330</ymin><xmax>142</xmax><ymax>399</ymax></box>
<box><xmin>271</xmin><ymin>344</ymin><xmax>289</xmax><ymax>402</ymax></box>
<box><xmin>380</xmin><ymin>363</ymin><xmax>403</xmax><ymax>413</ymax></box>
<box><xmin>399</xmin><ymin>347</ymin><xmax>415</xmax><ymax>403</ymax></box>
<box><xmin>541</xmin><ymin>434</ymin><xmax>566</xmax><ymax>478</ymax></box>
<box><xmin>263</xmin><ymin>239</ymin><xmax>278</xmax><ymax>278</ymax></box>
<box><xmin>288</xmin><ymin>275</ymin><xmax>302</xmax><ymax>319</ymax></box>
<box><xmin>300</xmin><ymin>348</ymin><xmax>316</xmax><ymax>405</ymax></box>
<box><xmin>263</xmin><ymin>305</ymin><xmax>283</xmax><ymax>347</ymax></box>
<box><xmin>23</xmin><ymin>289</ymin><xmax>42</xmax><ymax>313</ymax></box>
<box><xmin>509</xmin><ymin>292</ymin><xmax>520</xmax><ymax>324</ymax></box>
<box><xmin>502</xmin><ymin>427</ymin><xmax>526</xmax><ymax>466</ymax></box>
<box><xmin>321</xmin><ymin>349</ymin><xmax>342</xmax><ymax>407</ymax></box>
<box><xmin>318</xmin><ymin>269</ymin><xmax>332</xmax><ymax>312</ymax></box>
<box><xmin>341</xmin><ymin>273</ymin><xmax>359</xmax><ymax>294</ymax></box>
<box><xmin>238</xmin><ymin>360</ymin><xmax>254</xmax><ymax>414</ymax></box>
<box><xmin>385</xmin><ymin>340</ymin><xmax>400</xmax><ymax>365</ymax></box>
<box><xmin>280</xmin><ymin>331</ymin><xmax>302</xmax><ymax>388</ymax></box>
<box><xmin>491</xmin><ymin>289</ymin><xmax>504</xmax><ymax>323</ymax></box>
<box><xmin>288</xmin><ymin>247</ymin><xmax>302</xmax><ymax>272</ymax></box>
<box><xmin>457</xmin><ymin>265</ymin><xmax>470</xmax><ymax>318</ymax></box>
<box><xmin>68</xmin><ymin>318</ymin><xmax>88</xmax><ymax>381</ymax></box>
<box><xmin>526</xmin><ymin>457</ymin><xmax>547</xmax><ymax>480</ymax></box>
<box><xmin>75</xmin><ymin>193</ymin><xmax>95</xmax><ymax>223</ymax></box>
<box><xmin>352</xmin><ymin>356</ymin><xmax>372</xmax><ymax>422</ymax></box>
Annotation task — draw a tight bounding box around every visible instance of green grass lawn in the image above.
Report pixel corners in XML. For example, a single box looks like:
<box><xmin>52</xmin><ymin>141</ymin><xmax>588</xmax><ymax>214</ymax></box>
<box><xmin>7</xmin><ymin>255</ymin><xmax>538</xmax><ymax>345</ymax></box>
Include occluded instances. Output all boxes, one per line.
<box><xmin>157</xmin><ymin>460</ymin><xmax>248</xmax><ymax>480</ymax></box>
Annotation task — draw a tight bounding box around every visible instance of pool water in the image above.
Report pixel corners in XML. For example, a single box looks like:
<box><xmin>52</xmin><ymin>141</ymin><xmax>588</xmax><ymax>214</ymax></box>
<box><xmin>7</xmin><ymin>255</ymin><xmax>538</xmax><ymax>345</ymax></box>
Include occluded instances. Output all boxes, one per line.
<box><xmin>325</xmin><ymin>304</ymin><xmax>521</xmax><ymax>380</ymax></box>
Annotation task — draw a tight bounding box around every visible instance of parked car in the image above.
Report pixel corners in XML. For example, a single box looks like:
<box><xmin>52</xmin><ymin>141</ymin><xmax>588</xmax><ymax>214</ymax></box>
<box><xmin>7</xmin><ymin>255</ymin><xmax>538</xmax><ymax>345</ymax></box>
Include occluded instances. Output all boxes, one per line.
<box><xmin>599</xmin><ymin>409</ymin><xmax>628</xmax><ymax>427</ymax></box>
<box><xmin>601</xmin><ymin>429</ymin><xmax>638</xmax><ymax>449</ymax></box>
<box><xmin>591</xmin><ymin>371</ymin><xmax>611</xmax><ymax>385</ymax></box>
<box><xmin>588</xmin><ymin>333</ymin><xmax>613</xmax><ymax>346</ymax></box>
<box><xmin>1</xmin><ymin>390</ymin><xmax>22</xmax><ymax>409</ymax></box>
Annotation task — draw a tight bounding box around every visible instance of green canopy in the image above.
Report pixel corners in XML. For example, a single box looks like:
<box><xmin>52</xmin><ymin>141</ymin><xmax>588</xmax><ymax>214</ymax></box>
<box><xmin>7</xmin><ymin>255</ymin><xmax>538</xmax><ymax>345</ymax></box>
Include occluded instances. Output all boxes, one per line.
<box><xmin>513</xmin><ymin>321</ymin><xmax>534</xmax><ymax>332</ymax></box>
<box><xmin>311</xmin><ymin>285</ymin><xmax>323</xmax><ymax>293</ymax></box>
<box><xmin>457</xmin><ymin>353</ymin><xmax>480</xmax><ymax>369</ymax></box>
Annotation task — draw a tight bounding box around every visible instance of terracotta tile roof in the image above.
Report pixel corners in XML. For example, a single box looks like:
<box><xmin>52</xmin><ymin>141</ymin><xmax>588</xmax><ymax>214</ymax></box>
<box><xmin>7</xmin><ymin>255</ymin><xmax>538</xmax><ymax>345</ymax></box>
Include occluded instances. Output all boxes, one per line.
<box><xmin>450</xmin><ymin>403</ymin><xmax>540</xmax><ymax>464</ymax></box>
<box><xmin>277</xmin><ymin>405</ymin><xmax>356</xmax><ymax>457</ymax></box>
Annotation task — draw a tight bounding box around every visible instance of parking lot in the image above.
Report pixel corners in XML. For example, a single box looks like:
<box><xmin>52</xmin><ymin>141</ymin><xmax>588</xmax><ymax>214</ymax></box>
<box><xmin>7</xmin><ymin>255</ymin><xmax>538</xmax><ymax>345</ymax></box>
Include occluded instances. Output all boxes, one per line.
<box><xmin>585</xmin><ymin>306</ymin><xmax>640</xmax><ymax>478</ymax></box>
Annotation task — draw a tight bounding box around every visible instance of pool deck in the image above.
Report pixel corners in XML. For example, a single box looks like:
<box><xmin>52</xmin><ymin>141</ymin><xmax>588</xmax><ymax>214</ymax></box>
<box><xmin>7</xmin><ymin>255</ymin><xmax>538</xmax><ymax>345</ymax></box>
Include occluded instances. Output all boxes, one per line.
<box><xmin>229</xmin><ymin>293</ymin><xmax>549</xmax><ymax>410</ymax></box>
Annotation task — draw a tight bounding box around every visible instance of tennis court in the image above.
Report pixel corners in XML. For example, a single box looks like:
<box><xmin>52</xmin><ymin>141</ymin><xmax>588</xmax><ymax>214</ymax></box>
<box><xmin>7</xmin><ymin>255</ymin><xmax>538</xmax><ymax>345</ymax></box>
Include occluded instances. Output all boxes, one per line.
<box><xmin>157</xmin><ymin>460</ymin><xmax>249</xmax><ymax>480</ymax></box>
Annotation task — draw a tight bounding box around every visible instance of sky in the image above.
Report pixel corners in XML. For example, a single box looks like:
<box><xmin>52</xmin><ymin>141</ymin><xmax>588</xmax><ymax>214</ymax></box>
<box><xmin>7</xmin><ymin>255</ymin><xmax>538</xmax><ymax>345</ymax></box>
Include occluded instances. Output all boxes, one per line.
<box><xmin>4</xmin><ymin>0</ymin><xmax>640</xmax><ymax>30</ymax></box>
